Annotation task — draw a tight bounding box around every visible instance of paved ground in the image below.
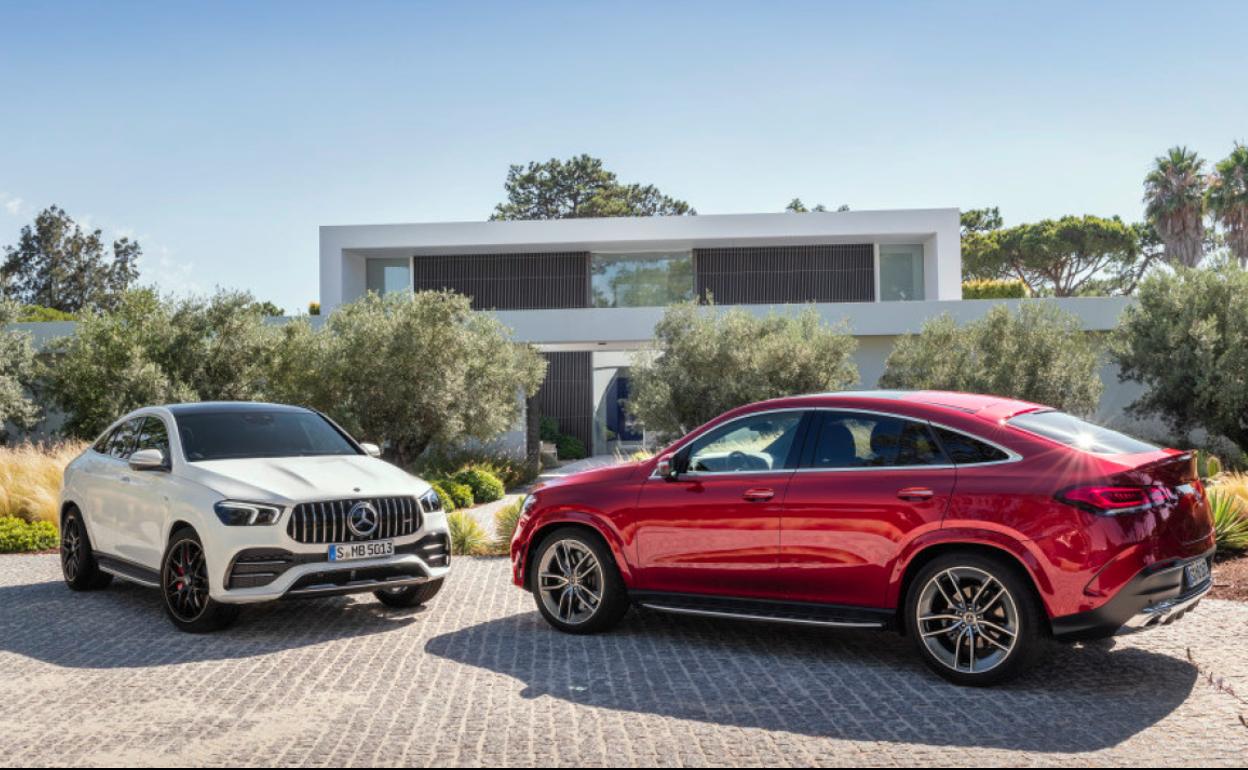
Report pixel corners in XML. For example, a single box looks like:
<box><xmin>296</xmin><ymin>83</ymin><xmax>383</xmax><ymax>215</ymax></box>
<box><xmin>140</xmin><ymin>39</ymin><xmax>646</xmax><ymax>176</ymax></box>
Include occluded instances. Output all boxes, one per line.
<box><xmin>1</xmin><ymin>554</ymin><xmax>1246</xmax><ymax>767</ymax></box>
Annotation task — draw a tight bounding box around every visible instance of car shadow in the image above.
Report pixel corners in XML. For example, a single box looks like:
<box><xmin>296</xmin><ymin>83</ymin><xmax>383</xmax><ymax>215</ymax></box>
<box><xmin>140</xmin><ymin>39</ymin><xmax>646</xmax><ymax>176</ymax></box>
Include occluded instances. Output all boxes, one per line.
<box><xmin>425</xmin><ymin>607</ymin><xmax>1198</xmax><ymax>752</ymax></box>
<box><xmin>0</xmin><ymin>578</ymin><xmax>425</xmax><ymax>669</ymax></box>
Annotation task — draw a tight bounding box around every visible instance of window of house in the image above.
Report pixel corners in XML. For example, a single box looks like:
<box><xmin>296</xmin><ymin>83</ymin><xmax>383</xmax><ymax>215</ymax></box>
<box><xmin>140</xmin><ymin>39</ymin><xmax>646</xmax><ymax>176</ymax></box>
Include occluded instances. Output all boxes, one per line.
<box><xmin>366</xmin><ymin>258</ymin><xmax>411</xmax><ymax>296</ymax></box>
<box><xmin>590</xmin><ymin>252</ymin><xmax>694</xmax><ymax>308</ymax></box>
<box><xmin>879</xmin><ymin>244</ymin><xmax>925</xmax><ymax>301</ymax></box>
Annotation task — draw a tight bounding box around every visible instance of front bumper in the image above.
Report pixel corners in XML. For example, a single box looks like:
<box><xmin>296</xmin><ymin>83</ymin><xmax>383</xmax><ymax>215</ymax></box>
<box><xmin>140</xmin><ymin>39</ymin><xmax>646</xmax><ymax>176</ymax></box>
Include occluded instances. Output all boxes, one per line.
<box><xmin>216</xmin><ymin>532</ymin><xmax>451</xmax><ymax>604</ymax></box>
<box><xmin>1051</xmin><ymin>549</ymin><xmax>1215</xmax><ymax>640</ymax></box>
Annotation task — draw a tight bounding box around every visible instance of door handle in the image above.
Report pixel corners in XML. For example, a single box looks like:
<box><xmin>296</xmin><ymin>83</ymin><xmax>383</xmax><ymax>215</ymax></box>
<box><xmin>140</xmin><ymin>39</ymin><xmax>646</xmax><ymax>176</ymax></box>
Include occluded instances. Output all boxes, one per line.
<box><xmin>897</xmin><ymin>487</ymin><xmax>934</xmax><ymax>501</ymax></box>
<box><xmin>743</xmin><ymin>488</ymin><xmax>775</xmax><ymax>502</ymax></box>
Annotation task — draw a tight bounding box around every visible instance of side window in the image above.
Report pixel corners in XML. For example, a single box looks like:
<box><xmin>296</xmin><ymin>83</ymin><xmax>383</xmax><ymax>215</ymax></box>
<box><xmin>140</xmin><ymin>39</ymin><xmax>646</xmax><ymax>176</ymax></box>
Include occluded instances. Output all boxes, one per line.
<box><xmin>933</xmin><ymin>426</ymin><xmax>1010</xmax><ymax>464</ymax></box>
<box><xmin>685</xmin><ymin>411</ymin><xmax>805</xmax><ymax>473</ymax></box>
<box><xmin>106</xmin><ymin>419</ymin><xmax>143</xmax><ymax>460</ymax></box>
<box><xmin>135</xmin><ymin>417</ymin><xmax>171</xmax><ymax>458</ymax></box>
<box><xmin>807</xmin><ymin>412</ymin><xmax>946</xmax><ymax>469</ymax></box>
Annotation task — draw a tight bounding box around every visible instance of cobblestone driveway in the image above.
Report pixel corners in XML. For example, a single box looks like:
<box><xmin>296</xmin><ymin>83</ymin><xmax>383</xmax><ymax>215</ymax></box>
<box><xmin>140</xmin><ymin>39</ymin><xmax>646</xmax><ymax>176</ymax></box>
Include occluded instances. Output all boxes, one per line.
<box><xmin>1</xmin><ymin>554</ymin><xmax>1245</xmax><ymax>766</ymax></box>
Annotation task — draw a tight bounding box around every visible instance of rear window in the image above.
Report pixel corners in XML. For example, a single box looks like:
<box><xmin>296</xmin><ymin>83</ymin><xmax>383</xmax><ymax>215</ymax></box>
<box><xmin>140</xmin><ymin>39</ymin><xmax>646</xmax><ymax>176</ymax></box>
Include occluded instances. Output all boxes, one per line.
<box><xmin>175</xmin><ymin>411</ymin><xmax>360</xmax><ymax>462</ymax></box>
<box><xmin>1007</xmin><ymin>410</ymin><xmax>1158</xmax><ymax>455</ymax></box>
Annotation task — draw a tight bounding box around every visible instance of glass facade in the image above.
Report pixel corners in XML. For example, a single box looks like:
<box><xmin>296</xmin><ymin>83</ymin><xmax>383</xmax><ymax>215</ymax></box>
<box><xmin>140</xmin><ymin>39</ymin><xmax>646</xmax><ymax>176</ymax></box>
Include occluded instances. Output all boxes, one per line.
<box><xmin>879</xmin><ymin>244</ymin><xmax>925</xmax><ymax>301</ymax></box>
<box><xmin>366</xmin><ymin>258</ymin><xmax>411</xmax><ymax>296</ymax></box>
<box><xmin>590</xmin><ymin>252</ymin><xmax>694</xmax><ymax>308</ymax></box>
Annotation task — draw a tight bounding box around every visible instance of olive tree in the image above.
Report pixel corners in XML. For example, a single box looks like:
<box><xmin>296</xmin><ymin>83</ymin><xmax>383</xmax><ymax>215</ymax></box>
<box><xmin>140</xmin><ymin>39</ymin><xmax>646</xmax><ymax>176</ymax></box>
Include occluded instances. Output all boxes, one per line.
<box><xmin>1111</xmin><ymin>265</ymin><xmax>1248</xmax><ymax>451</ymax></box>
<box><xmin>0</xmin><ymin>299</ymin><xmax>42</xmax><ymax>441</ymax></box>
<box><xmin>270</xmin><ymin>291</ymin><xmax>546</xmax><ymax>466</ymax></box>
<box><xmin>627</xmin><ymin>302</ymin><xmax>859</xmax><ymax>440</ymax></box>
<box><xmin>879</xmin><ymin>303</ymin><xmax>1103</xmax><ymax>416</ymax></box>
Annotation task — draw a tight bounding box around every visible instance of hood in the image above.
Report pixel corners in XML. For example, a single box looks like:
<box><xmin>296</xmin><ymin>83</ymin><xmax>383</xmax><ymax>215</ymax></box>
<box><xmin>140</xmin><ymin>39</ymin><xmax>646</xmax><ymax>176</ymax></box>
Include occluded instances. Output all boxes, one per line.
<box><xmin>539</xmin><ymin>461</ymin><xmax>640</xmax><ymax>491</ymax></box>
<box><xmin>180</xmin><ymin>454</ymin><xmax>430</xmax><ymax>504</ymax></box>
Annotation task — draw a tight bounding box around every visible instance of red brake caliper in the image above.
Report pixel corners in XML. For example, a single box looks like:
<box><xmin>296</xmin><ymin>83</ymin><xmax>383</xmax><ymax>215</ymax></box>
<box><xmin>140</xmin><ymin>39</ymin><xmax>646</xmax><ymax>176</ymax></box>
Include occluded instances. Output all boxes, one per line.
<box><xmin>174</xmin><ymin>546</ymin><xmax>186</xmax><ymax>591</ymax></box>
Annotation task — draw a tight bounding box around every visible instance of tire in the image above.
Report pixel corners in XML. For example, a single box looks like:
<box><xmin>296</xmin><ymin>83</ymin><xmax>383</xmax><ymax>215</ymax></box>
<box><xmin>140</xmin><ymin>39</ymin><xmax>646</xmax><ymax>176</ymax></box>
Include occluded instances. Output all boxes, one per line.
<box><xmin>904</xmin><ymin>552</ymin><xmax>1045</xmax><ymax>686</ymax></box>
<box><xmin>60</xmin><ymin>507</ymin><xmax>113</xmax><ymax>591</ymax></box>
<box><xmin>530</xmin><ymin>526</ymin><xmax>629</xmax><ymax>634</ymax></box>
<box><xmin>374</xmin><ymin>578</ymin><xmax>444</xmax><ymax>608</ymax></box>
<box><xmin>161</xmin><ymin>527</ymin><xmax>239</xmax><ymax>633</ymax></box>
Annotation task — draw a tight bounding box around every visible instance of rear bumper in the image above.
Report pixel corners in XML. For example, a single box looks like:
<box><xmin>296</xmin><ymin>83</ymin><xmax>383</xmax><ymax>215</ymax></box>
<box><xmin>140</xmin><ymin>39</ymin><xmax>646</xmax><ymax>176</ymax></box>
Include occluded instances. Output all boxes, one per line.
<box><xmin>1051</xmin><ymin>548</ymin><xmax>1214</xmax><ymax>640</ymax></box>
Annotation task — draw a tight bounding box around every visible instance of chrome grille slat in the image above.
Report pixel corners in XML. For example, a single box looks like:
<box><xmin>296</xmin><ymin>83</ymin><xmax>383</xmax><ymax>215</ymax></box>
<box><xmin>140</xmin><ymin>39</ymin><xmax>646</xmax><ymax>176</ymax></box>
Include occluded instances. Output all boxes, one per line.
<box><xmin>285</xmin><ymin>496</ymin><xmax>422</xmax><ymax>544</ymax></box>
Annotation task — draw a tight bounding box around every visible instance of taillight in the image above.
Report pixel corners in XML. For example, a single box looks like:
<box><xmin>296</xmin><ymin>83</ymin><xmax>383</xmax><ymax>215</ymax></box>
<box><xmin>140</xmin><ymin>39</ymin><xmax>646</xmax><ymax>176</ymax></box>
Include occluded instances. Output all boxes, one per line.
<box><xmin>1056</xmin><ymin>485</ymin><xmax>1156</xmax><ymax>515</ymax></box>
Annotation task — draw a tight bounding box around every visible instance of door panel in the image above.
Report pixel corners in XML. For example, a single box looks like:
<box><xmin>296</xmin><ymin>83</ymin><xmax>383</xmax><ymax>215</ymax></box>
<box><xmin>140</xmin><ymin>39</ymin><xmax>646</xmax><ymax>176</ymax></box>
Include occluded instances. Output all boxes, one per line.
<box><xmin>113</xmin><ymin>417</ymin><xmax>173</xmax><ymax>569</ymax></box>
<box><xmin>780</xmin><ymin>411</ymin><xmax>955</xmax><ymax>607</ymax></box>
<box><xmin>81</xmin><ymin>419</ymin><xmax>143</xmax><ymax>556</ymax></box>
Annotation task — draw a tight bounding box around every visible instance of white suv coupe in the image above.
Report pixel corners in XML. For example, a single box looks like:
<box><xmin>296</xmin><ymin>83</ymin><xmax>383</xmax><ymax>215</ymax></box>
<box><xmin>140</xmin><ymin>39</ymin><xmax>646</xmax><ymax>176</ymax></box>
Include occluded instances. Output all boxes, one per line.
<box><xmin>58</xmin><ymin>402</ymin><xmax>451</xmax><ymax>632</ymax></box>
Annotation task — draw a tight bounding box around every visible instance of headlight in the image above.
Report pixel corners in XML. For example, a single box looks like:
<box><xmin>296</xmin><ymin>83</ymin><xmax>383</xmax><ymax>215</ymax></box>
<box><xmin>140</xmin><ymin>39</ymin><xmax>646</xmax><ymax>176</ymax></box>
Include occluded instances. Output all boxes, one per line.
<box><xmin>214</xmin><ymin>501</ymin><xmax>283</xmax><ymax>526</ymax></box>
<box><xmin>419</xmin><ymin>488</ymin><xmax>443</xmax><ymax>514</ymax></box>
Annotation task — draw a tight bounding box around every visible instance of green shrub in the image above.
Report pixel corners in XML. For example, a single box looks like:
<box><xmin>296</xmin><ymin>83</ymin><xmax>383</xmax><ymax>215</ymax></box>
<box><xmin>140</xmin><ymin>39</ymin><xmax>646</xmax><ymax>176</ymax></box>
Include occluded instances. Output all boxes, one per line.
<box><xmin>437</xmin><ymin>480</ymin><xmax>474</xmax><ymax>509</ymax></box>
<box><xmin>453</xmin><ymin>467</ymin><xmax>505</xmax><ymax>504</ymax></box>
<box><xmin>17</xmin><ymin>305</ymin><xmax>76</xmax><ymax>322</ymax></box>
<box><xmin>0</xmin><ymin>517</ymin><xmax>58</xmax><ymax>553</ymax></box>
<box><xmin>555</xmin><ymin>434</ymin><xmax>588</xmax><ymax>460</ymax></box>
<box><xmin>427</xmin><ymin>481</ymin><xmax>456</xmax><ymax>513</ymax></box>
<box><xmin>1194</xmin><ymin>450</ymin><xmax>1224</xmax><ymax>481</ymax></box>
<box><xmin>447</xmin><ymin>511</ymin><xmax>489</xmax><ymax>556</ymax></box>
<box><xmin>413</xmin><ymin>448</ymin><xmax>536</xmax><ymax>489</ymax></box>
<box><xmin>1210</xmin><ymin>490</ymin><xmax>1248</xmax><ymax>555</ymax></box>
<box><xmin>539</xmin><ymin>416</ymin><xmax>561</xmax><ymax>442</ymax></box>
<box><xmin>962</xmin><ymin>279</ymin><xmax>1027</xmax><ymax>299</ymax></box>
<box><xmin>493</xmin><ymin>497</ymin><xmax>525</xmax><ymax>548</ymax></box>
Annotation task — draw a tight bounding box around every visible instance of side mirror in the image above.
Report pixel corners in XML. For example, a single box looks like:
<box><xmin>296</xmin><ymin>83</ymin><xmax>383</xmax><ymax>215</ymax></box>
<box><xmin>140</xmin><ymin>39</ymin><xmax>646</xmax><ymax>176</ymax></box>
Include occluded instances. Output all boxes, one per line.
<box><xmin>129</xmin><ymin>448</ymin><xmax>166</xmax><ymax>471</ymax></box>
<box><xmin>657</xmin><ymin>452</ymin><xmax>686</xmax><ymax>480</ymax></box>
<box><xmin>360</xmin><ymin>442</ymin><xmax>382</xmax><ymax>458</ymax></box>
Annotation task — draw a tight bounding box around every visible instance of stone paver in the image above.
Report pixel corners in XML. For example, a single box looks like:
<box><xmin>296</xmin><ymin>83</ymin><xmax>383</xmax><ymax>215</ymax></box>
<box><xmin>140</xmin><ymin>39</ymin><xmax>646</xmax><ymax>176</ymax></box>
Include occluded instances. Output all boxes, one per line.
<box><xmin>0</xmin><ymin>554</ymin><xmax>1246</xmax><ymax>767</ymax></box>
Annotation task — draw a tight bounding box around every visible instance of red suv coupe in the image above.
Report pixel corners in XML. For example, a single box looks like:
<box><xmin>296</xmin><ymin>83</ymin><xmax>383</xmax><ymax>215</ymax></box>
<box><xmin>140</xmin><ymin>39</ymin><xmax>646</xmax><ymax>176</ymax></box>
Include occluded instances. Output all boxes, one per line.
<box><xmin>510</xmin><ymin>391</ymin><xmax>1216</xmax><ymax>685</ymax></box>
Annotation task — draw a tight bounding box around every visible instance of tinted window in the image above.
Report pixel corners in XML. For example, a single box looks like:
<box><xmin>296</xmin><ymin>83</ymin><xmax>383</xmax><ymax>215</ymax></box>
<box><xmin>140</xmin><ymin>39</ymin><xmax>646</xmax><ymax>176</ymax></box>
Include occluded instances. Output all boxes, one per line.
<box><xmin>686</xmin><ymin>411</ymin><xmax>804</xmax><ymax>473</ymax></box>
<box><xmin>808</xmin><ymin>413</ymin><xmax>946</xmax><ymax>469</ymax></box>
<box><xmin>135</xmin><ymin>417</ymin><xmax>170</xmax><ymax>458</ymax></box>
<box><xmin>174</xmin><ymin>410</ymin><xmax>359</xmax><ymax>462</ymax></box>
<box><xmin>105</xmin><ymin>419</ymin><xmax>143</xmax><ymax>460</ymax></box>
<box><xmin>1007</xmin><ymin>410</ymin><xmax>1158</xmax><ymax>455</ymax></box>
<box><xmin>933</xmin><ymin>427</ymin><xmax>1010</xmax><ymax>464</ymax></box>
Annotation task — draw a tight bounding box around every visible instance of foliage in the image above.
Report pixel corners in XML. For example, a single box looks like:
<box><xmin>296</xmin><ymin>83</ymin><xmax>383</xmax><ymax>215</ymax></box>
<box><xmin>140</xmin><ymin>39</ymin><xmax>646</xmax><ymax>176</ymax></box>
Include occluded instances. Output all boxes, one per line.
<box><xmin>447</xmin><ymin>511</ymin><xmax>489</xmax><ymax>556</ymax></box>
<box><xmin>162</xmin><ymin>290</ymin><xmax>282</xmax><ymax>402</ymax></box>
<box><xmin>452</xmin><ymin>467</ymin><xmax>505</xmax><ymax>504</ymax></box>
<box><xmin>1144</xmin><ymin>147</ymin><xmax>1207</xmax><ymax>268</ymax></box>
<box><xmin>414</xmin><ymin>447</ymin><xmax>536</xmax><ymax>489</ymax></box>
<box><xmin>427</xmin><ymin>481</ymin><xmax>457</xmax><ymax>513</ymax></box>
<box><xmin>1209</xmin><ymin>489</ymin><xmax>1248</xmax><ymax>555</ymax></box>
<box><xmin>1110</xmin><ymin>265</ymin><xmax>1248</xmax><ymax>452</ymax></box>
<box><xmin>1206</xmin><ymin>142</ymin><xmax>1248</xmax><ymax>267</ymax></box>
<box><xmin>490</xmin><ymin>154</ymin><xmax>694</xmax><ymax>220</ymax></box>
<box><xmin>0</xmin><ymin>300</ymin><xmax>42</xmax><ymax>439</ymax></box>
<box><xmin>0</xmin><ymin>442</ymin><xmax>85</xmax><ymax>523</ymax></box>
<box><xmin>538</xmin><ymin>416</ymin><xmax>561</xmax><ymax>442</ymax></box>
<box><xmin>962</xmin><ymin>278</ymin><xmax>1027</xmax><ymax>299</ymax></box>
<box><xmin>555</xmin><ymin>434</ymin><xmax>587</xmax><ymax>460</ymax></box>
<box><xmin>492</xmin><ymin>497</ymin><xmax>524</xmax><ymax>549</ymax></box>
<box><xmin>962</xmin><ymin>214</ymin><xmax>1151</xmax><ymax>296</ymax></box>
<box><xmin>1</xmin><ymin>205</ymin><xmax>140</xmax><ymax>313</ymax></box>
<box><xmin>307</xmin><ymin>301</ymin><xmax>321</xmax><ymax>316</ymax></box>
<box><xmin>628</xmin><ymin>301</ymin><xmax>859</xmax><ymax>440</ymax></box>
<box><xmin>786</xmin><ymin>199</ymin><xmax>848</xmax><ymax>213</ymax></box>
<box><xmin>1214</xmin><ymin>472</ymin><xmax>1248</xmax><ymax>512</ymax></box>
<box><xmin>269</xmin><ymin>291</ymin><xmax>545</xmax><ymax>467</ymax></box>
<box><xmin>16</xmin><ymin>305</ymin><xmax>75</xmax><ymax>322</ymax></box>
<box><xmin>879</xmin><ymin>303</ymin><xmax>1103</xmax><ymax>416</ymax></box>
<box><xmin>1194</xmin><ymin>450</ymin><xmax>1224</xmax><ymax>481</ymax></box>
<box><xmin>437</xmin><ymin>479</ymin><xmax>474</xmax><ymax>510</ymax></box>
<box><xmin>0</xmin><ymin>516</ymin><xmax>58</xmax><ymax>553</ymax></box>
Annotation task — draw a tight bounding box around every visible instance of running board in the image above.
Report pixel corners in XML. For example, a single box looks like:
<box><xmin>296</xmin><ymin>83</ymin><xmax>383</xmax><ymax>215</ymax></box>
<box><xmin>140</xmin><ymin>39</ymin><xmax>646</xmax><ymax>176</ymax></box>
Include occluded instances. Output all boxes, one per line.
<box><xmin>632</xmin><ymin>592</ymin><xmax>890</xmax><ymax>630</ymax></box>
<box><xmin>96</xmin><ymin>554</ymin><xmax>161</xmax><ymax>588</ymax></box>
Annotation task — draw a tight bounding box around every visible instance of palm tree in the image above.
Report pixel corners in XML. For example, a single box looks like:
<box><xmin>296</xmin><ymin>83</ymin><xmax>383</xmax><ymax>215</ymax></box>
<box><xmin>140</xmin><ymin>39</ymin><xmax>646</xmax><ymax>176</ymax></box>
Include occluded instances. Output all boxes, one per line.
<box><xmin>1143</xmin><ymin>146</ymin><xmax>1207</xmax><ymax>267</ymax></box>
<box><xmin>1207</xmin><ymin>143</ymin><xmax>1248</xmax><ymax>268</ymax></box>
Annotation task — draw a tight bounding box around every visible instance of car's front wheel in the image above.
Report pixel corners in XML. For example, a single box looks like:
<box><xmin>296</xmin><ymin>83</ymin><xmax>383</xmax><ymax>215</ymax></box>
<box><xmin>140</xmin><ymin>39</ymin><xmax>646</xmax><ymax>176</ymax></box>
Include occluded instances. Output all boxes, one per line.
<box><xmin>905</xmin><ymin>552</ymin><xmax>1044</xmax><ymax>686</ymax></box>
<box><xmin>161</xmin><ymin>528</ymin><xmax>239</xmax><ymax>633</ymax></box>
<box><xmin>531</xmin><ymin>527</ymin><xmax>629</xmax><ymax>634</ymax></box>
<box><xmin>60</xmin><ymin>507</ymin><xmax>112</xmax><ymax>591</ymax></box>
<box><xmin>374</xmin><ymin>578</ymin><xmax>444</xmax><ymax>608</ymax></box>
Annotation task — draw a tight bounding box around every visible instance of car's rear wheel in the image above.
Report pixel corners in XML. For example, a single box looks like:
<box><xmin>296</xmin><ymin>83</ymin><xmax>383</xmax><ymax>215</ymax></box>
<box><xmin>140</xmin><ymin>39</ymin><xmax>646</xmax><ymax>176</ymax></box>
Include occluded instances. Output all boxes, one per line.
<box><xmin>374</xmin><ymin>578</ymin><xmax>444</xmax><ymax>608</ymax></box>
<box><xmin>531</xmin><ymin>527</ymin><xmax>629</xmax><ymax>634</ymax></box>
<box><xmin>161</xmin><ymin>528</ymin><xmax>239</xmax><ymax>633</ymax></box>
<box><xmin>905</xmin><ymin>552</ymin><xmax>1044</xmax><ymax>686</ymax></box>
<box><xmin>60</xmin><ymin>508</ymin><xmax>112</xmax><ymax>591</ymax></box>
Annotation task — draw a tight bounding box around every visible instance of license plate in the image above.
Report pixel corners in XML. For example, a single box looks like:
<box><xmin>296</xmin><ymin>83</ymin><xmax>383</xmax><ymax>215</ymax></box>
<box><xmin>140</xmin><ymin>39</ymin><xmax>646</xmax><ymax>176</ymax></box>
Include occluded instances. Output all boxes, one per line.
<box><xmin>1185</xmin><ymin>558</ymin><xmax>1211</xmax><ymax>588</ymax></box>
<box><xmin>328</xmin><ymin>540</ymin><xmax>394</xmax><ymax>562</ymax></box>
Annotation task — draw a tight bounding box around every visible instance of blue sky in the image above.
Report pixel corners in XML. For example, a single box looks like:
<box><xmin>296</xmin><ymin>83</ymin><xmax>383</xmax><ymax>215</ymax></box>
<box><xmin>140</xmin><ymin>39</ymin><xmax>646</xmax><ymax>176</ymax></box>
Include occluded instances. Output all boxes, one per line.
<box><xmin>1</xmin><ymin>1</ymin><xmax>1245</xmax><ymax>313</ymax></box>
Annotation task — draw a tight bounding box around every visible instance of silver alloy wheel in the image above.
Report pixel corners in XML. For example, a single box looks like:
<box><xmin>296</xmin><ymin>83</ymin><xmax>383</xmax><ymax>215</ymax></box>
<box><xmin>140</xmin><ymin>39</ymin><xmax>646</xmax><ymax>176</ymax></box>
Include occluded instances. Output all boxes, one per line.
<box><xmin>916</xmin><ymin>565</ymin><xmax>1019</xmax><ymax>675</ymax></box>
<box><xmin>537</xmin><ymin>538</ymin><xmax>604</xmax><ymax>626</ymax></box>
<box><xmin>61</xmin><ymin>517</ymin><xmax>82</xmax><ymax>582</ymax></box>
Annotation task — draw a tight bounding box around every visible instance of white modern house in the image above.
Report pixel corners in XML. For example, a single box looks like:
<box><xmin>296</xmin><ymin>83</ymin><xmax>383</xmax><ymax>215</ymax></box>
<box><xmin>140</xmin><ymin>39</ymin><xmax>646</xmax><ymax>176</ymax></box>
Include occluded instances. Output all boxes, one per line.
<box><xmin>319</xmin><ymin>209</ymin><xmax>1141</xmax><ymax>456</ymax></box>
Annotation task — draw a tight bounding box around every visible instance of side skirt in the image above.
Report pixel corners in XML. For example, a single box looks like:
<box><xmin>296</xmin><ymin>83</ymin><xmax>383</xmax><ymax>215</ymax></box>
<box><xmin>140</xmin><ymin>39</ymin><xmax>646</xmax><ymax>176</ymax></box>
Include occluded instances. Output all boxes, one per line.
<box><xmin>630</xmin><ymin>591</ymin><xmax>894</xmax><ymax>631</ymax></box>
<box><xmin>95</xmin><ymin>554</ymin><xmax>161</xmax><ymax>588</ymax></box>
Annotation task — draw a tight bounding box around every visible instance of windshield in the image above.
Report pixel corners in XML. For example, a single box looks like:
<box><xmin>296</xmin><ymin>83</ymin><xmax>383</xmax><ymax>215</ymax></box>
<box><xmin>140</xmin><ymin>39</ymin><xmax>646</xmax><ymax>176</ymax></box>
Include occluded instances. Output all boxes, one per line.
<box><xmin>1007</xmin><ymin>410</ymin><xmax>1159</xmax><ymax>455</ymax></box>
<box><xmin>174</xmin><ymin>411</ymin><xmax>360</xmax><ymax>461</ymax></box>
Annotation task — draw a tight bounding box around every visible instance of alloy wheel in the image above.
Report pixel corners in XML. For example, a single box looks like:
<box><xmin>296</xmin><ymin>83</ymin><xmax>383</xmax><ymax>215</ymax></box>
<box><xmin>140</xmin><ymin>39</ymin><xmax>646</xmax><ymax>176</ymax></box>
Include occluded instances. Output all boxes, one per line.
<box><xmin>61</xmin><ymin>518</ymin><xmax>82</xmax><ymax>582</ymax></box>
<box><xmin>915</xmin><ymin>566</ymin><xmax>1019</xmax><ymax>675</ymax></box>
<box><xmin>537</xmin><ymin>539</ymin><xmax>604</xmax><ymax>625</ymax></box>
<box><xmin>164</xmin><ymin>539</ymin><xmax>209</xmax><ymax>622</ymax></box>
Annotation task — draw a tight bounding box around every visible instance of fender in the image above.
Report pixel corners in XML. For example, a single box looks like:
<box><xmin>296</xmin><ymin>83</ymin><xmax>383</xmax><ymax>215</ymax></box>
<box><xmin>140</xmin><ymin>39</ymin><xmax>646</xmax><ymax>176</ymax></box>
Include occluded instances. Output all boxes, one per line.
<box><xmin>886</xmin><ymin>526</ymin><xmax>1058</xmax><ymax>616</ymax></box>
<box><xmin>520</xmin><ymin>507</ymin><xmax>636</xmax><ymax>588</ymax></box>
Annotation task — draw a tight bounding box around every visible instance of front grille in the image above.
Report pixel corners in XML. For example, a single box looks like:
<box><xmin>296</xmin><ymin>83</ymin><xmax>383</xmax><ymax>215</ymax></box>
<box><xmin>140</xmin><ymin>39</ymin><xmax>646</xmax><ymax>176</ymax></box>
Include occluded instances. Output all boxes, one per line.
<box><xmin>287</xmin><ymin>497</ymin><xmax>421</xmax><ymax>544</ymax></box>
